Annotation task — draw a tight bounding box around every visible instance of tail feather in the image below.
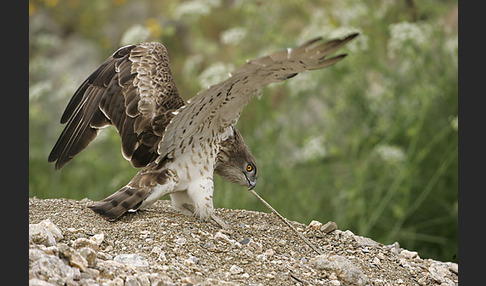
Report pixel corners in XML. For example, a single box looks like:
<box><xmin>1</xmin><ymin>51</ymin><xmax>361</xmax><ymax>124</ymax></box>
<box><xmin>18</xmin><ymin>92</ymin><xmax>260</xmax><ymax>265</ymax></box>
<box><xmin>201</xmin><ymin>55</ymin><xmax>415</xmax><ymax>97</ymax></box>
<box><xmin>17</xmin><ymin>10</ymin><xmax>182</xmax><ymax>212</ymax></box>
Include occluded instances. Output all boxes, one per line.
<box><xmin>89</xmin><ymin>164</ymin><xmax>176</xmax><ymax>221</ymax></box>
<box><xmin>88</xmin><ymin>185</ymin><xmax>147</xmax><ymax>221</ymax></box>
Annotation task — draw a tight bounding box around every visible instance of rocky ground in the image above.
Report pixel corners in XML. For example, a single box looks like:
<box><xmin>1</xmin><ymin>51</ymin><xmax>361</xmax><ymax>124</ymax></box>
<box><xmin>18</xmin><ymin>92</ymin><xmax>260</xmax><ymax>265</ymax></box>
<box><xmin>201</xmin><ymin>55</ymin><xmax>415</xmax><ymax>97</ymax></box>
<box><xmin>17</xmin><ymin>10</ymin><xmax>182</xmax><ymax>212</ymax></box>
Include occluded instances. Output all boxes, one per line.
<box><xmin>29</xmin><ymin>198</ymin><xmax>458</xmax><ymax>285</ymax></box>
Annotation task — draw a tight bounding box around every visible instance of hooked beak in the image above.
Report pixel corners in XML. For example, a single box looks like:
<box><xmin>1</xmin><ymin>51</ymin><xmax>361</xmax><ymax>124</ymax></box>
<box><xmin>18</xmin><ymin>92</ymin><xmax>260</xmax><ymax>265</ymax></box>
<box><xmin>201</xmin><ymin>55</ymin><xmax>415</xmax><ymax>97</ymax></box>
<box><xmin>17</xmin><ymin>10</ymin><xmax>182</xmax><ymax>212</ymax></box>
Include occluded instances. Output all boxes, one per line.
<box><xmin>244</xmin><ymin>173</ymin><xmax>257</xmax><ymax>190</ymax></box>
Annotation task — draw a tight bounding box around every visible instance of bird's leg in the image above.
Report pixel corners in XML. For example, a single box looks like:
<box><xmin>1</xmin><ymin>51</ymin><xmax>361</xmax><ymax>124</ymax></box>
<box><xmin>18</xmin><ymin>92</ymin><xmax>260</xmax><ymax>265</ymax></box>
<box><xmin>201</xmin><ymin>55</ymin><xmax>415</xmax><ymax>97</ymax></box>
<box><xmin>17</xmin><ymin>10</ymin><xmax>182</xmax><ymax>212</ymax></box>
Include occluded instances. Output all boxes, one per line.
<box><xmin>182</xmin><ymin>203</ymin><xmax>195</xmax><ymax>214</ymax></box>
<box><xmin>182</xmin><ymin>203</ymin><xmax>229</xmax><ymax>229</ymax></box>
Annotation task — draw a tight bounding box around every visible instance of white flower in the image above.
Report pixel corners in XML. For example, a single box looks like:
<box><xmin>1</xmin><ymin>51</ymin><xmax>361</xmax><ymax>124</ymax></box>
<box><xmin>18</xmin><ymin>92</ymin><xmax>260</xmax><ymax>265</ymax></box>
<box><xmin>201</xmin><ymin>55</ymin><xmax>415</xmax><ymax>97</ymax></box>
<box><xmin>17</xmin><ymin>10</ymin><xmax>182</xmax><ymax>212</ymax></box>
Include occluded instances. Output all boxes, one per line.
<box><xmin>120</xmin><ymin>25</ymin><xmax>150</xmax><ymax>46</ymax></box>
<box><xmin>374</xmin><ymin>144</ymin><xmax>406</xmax><ymax>163</ymax></box>
<box><xmin>444</xmin><ymin>36</ymin><xmax>458</xmax><ymax>66</ymax></box>
<box><xmin>34</xmin><ymin>33</ymin><xmax>60</xmax><ymax>50</ymax></box>
<box><xmin>198</xmin><ymin>62</ymin><xmax>234</xmax><ymax>88</ymax></box>
<box><xmin>387</xmin><ymin>22</ymin><xmax>428</xmax><ymax>59</ymax></box>
<box><xmin>331</xmin><ymin>2</ymin><xmax>368</xmax><ymax>26</ymax></box>
<box><xmin>364</xmin><ymin>71</ymin><xmax>394</xmax><ymax>114</ymax></box>
<box><xmin>444</xmin><ymin>36</ymin><xmax>458</xmax><ymax>54</ymax></box>
<box><xmin>449</xmin><ymin>116</ymin><xmax>458</xmax><ymax>131</ymax></box>
<box><xmin>175</xmin><ymin>0</ymin><xmax>221</xmax><ymax>19</ymax></box>
<box><xmin>29</xmin><ymin>81</ymin><xmax>51</xmax><ymax>102</ymax></box>
<box><xmin>296</xmin><ymin>136</ymin><xmax>327</xmax><ymax>163</ymax></box>
<box><xmin>220</xmin><ymin>27</ymin><xmax>247</xmax><ymax>45</ymax></box>
<box><xmin>183</xmin><ymin>54</ymin><xmax>204</xmax><ymax>79</ymax></box>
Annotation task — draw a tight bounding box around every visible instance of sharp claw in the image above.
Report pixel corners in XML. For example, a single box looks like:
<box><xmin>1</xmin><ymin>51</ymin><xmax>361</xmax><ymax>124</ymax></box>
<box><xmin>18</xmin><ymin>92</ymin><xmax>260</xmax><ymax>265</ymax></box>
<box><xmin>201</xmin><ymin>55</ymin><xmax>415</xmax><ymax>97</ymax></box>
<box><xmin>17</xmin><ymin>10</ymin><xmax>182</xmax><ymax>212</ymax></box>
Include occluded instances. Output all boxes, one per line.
<box><xmin>182</xmin><ymin>203</ymin><xmax>228</xmax><ymax>228</ymax></box>
<box><xmin>210</xmin><ymin>213</ymin><xmax>230</xmax><ymax>229</ymax></box>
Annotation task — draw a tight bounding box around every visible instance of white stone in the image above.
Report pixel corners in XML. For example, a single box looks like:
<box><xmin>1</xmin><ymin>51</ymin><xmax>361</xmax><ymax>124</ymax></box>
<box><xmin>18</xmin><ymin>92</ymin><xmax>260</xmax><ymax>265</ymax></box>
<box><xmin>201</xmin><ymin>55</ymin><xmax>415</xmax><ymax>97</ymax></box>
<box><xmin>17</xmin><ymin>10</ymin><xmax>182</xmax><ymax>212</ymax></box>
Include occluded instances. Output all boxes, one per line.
<box><xmin>329</xmin><ymin>280</ymin><xmax>341</xmax><ymax>286</ymax></box>
<box><xmin>39</xmin><ymin>219</ymin><xmax>63</xmax><ymax>242</ymax></box>
<box><xmin>308</xmin><ymin>220</ymin><xmax>322</xmax><ymax>230</ymax></box>
<box><xmin>229</xmin><ymin>265</ymin><xmax>244</xmax><ymax>274</ymax></box>
<box><xmin>114</xmin><ymin>254</ymin><xmax>149</xmax><ymax>268</ymax></box>
<box><xmin>400</xmin><ymin>249</ymin><xmax>419</xmax><ymax>259</ymax></box>
<box><xmin>29</xmin><ymin>224</ymin><xmax>56</xmax><ymax>247</ymax></box>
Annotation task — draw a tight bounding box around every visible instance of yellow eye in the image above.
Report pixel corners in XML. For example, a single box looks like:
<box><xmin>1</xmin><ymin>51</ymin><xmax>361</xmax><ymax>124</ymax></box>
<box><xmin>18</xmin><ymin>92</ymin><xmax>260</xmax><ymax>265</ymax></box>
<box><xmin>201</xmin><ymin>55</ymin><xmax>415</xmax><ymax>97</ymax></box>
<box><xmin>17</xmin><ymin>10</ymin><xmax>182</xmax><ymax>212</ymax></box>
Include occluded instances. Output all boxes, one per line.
<box><xmin>246</xmin><ymin>164</ymin><xmax>253</xmax><ymax>172</ymax></box>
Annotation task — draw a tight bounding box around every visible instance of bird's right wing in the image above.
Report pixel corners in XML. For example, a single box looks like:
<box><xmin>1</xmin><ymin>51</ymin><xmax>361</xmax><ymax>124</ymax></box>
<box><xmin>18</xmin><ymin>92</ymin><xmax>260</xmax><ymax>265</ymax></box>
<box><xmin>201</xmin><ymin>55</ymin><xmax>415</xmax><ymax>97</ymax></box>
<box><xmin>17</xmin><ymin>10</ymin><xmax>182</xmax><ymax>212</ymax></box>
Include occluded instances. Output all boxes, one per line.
<box><xmin>158</xmin><ymin>33</ymin><xmax>359</xmax><ymax>160</ymax></box>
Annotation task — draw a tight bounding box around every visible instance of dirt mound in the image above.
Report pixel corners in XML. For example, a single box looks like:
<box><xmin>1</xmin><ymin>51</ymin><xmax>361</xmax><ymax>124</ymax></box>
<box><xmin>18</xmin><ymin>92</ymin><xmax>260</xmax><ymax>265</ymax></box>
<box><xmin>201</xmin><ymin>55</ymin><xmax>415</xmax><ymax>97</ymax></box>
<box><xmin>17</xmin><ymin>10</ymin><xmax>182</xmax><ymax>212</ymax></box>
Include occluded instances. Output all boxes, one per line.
<box><xmin>29</xmin><ymin>198</ymin><xmax>458</xmax><ymax>285</ymax></box>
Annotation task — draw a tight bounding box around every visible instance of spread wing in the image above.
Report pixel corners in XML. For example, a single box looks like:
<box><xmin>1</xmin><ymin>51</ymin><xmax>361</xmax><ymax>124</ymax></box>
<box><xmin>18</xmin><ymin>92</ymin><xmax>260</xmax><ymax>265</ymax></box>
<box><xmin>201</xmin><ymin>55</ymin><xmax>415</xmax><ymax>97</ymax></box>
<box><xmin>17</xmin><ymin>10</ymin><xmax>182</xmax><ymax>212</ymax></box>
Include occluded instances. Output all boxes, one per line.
<box><xmin>158</xmin><ymin>33</ymin><xmax>359</xmax><ymax>159</ymax></box>
<box><xmin>48</xmin><ymin>42</ymin><xmax>184</xmax><ymax>169</ymax></box>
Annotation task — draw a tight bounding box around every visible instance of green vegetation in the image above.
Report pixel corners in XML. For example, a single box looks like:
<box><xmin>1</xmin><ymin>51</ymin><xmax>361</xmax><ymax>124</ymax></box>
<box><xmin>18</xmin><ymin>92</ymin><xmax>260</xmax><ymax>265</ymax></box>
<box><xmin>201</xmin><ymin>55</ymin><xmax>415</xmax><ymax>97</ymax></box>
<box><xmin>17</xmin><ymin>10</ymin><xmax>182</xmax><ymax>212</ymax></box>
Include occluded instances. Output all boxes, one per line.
<box><xmin>29</xmin><ymin>0</ymin><xmax>458</xmax><ymax>262</ymax></box>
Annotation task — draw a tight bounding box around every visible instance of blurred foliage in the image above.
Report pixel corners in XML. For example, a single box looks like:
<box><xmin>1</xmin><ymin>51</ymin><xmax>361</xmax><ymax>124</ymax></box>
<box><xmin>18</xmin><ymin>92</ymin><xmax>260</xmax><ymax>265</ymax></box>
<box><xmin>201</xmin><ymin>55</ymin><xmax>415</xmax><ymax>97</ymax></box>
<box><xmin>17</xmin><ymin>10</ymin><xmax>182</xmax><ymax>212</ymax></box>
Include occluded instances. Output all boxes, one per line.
<box><xmin>29</xmin><ymin>0</ymin><xmax>458</xmax><ymax>262</ymax></box>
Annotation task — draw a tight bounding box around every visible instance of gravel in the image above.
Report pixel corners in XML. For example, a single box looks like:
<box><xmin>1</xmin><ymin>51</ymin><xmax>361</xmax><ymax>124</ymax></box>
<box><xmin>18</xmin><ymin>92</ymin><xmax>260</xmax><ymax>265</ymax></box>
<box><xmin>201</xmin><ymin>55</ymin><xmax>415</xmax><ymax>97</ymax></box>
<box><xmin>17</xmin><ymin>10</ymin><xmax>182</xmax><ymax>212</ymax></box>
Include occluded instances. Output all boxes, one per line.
<box><xmin>29</xmin><ymin>197</ymin><xmax>458</xmax><ymax>285</ymax></box>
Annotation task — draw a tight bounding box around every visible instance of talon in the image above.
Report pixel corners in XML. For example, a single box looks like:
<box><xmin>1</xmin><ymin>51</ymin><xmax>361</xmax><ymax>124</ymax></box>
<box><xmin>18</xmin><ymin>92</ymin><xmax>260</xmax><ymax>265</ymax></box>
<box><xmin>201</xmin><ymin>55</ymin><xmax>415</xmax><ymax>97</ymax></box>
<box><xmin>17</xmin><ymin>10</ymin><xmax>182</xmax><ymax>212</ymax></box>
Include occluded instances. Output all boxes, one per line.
<box><xmin>210</xmin><ymin>213</ymin><xmax>230</xmax><ymax>229</ymax></box>
<box><xmin>182</xmin><ymin>203</ymin><xmax>195</xmax><ymax>213</ymax></box>
<box><xmin>182</xmin><ymin>203</ymin><xmax>228</xmax><ymax>228</ymax></box>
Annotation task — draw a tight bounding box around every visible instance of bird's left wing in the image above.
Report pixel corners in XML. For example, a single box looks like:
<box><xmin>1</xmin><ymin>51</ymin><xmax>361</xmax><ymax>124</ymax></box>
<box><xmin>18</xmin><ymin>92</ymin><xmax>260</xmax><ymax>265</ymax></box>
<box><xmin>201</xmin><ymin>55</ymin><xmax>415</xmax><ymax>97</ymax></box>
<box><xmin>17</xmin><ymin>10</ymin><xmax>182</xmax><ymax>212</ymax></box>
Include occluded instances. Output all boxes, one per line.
<box><xmin>48</xmin><ymin>42</ymin><xmax>184</xmax><ymax>169</ymax></box>
<box><xmin>158</xmin><ymin>33</ymin><xmax>359</xmax><ymax>159</ymax></box>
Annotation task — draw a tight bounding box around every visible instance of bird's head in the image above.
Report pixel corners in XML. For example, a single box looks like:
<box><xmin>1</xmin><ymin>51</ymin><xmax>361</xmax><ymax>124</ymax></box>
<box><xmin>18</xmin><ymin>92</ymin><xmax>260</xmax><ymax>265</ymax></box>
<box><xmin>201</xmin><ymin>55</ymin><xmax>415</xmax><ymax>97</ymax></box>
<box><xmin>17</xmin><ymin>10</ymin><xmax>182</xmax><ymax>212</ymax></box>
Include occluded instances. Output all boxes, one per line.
<box><xmin>215</xmin><ymin>128</ymin><xmax>257</xmax><ymax>190</ymax></box>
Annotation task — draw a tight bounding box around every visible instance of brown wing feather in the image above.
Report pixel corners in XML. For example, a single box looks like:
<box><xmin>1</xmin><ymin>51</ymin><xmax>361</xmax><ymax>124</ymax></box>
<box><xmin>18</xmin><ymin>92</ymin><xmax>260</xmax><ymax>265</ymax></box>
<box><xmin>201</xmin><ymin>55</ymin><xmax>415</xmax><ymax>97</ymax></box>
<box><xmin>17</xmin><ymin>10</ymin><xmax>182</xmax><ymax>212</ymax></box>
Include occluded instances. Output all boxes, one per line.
<box><xmin>48</xmin><ymin>42</ymin><xmax>184</xmax><ymax>169</ymax></box>
<box><xmin>158</xmin><ymin>33</ymin><xmax>359</xmax><ymax>159</ymax></box>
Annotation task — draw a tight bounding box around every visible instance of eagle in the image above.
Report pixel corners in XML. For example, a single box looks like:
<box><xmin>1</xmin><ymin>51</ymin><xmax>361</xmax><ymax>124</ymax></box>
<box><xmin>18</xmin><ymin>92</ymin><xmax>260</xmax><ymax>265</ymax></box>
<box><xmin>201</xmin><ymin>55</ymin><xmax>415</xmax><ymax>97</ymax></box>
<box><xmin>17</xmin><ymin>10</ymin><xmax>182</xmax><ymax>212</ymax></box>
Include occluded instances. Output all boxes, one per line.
<box><xmin>48</xmin><ymin>33</ymin><xmax>358</xmax><ymax>222</ymax></box>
